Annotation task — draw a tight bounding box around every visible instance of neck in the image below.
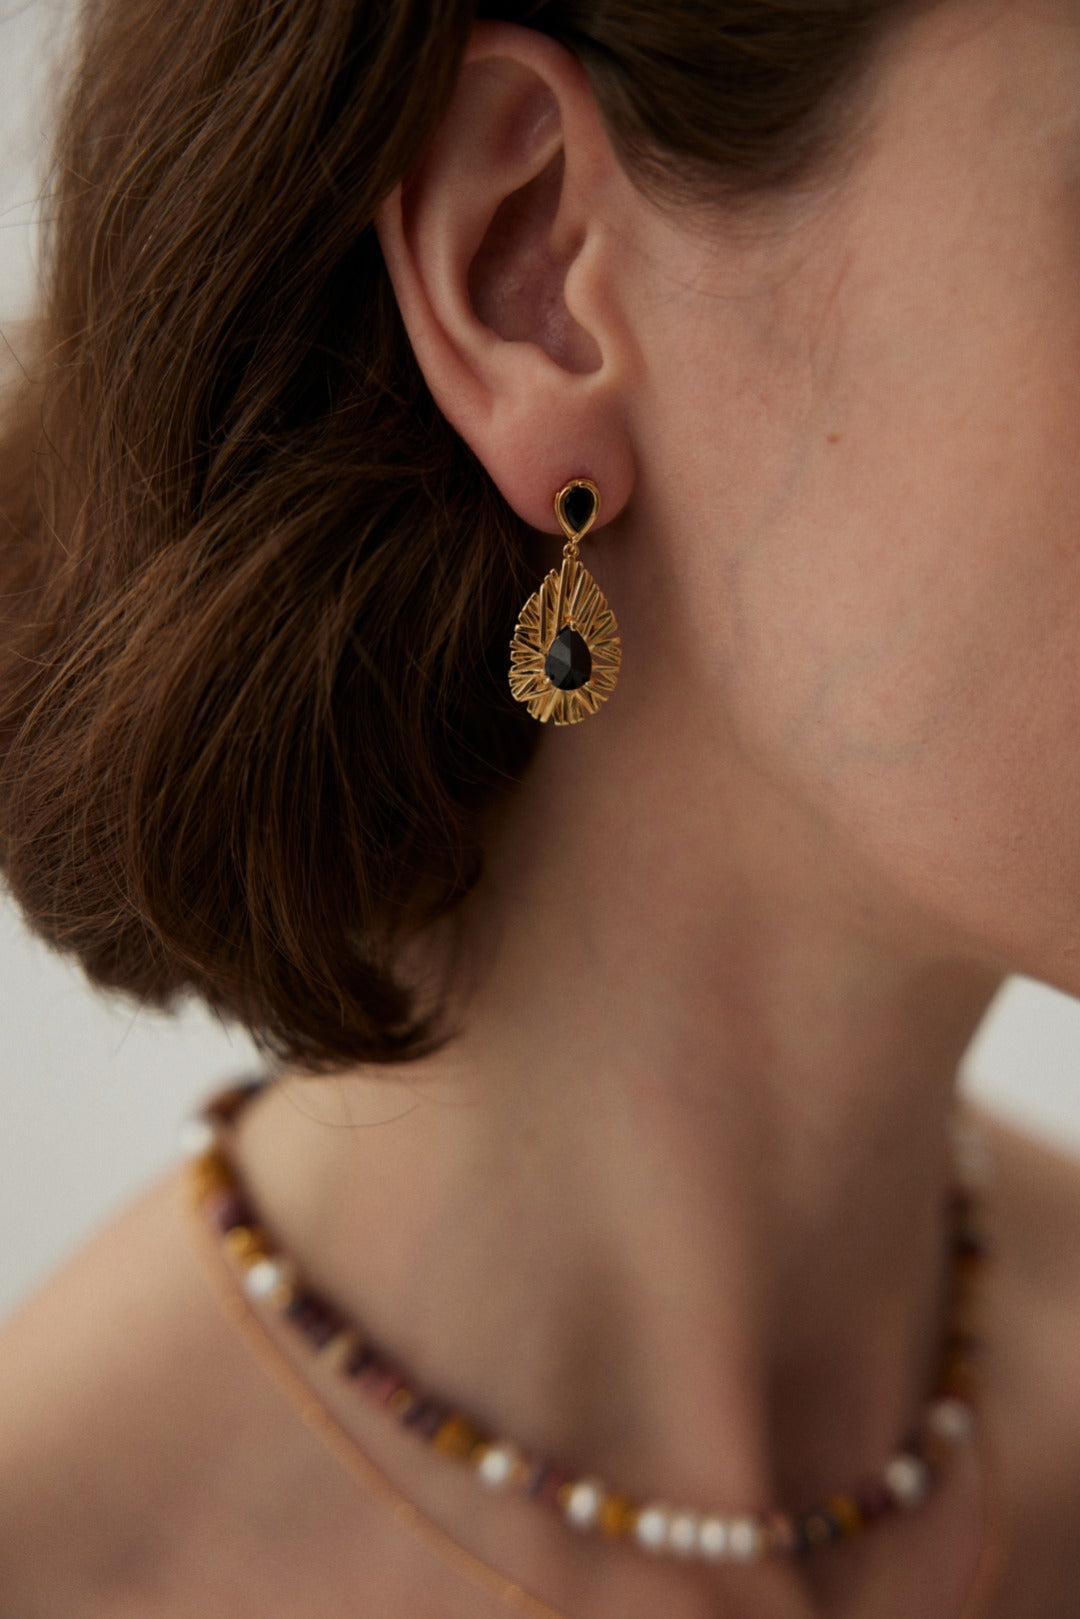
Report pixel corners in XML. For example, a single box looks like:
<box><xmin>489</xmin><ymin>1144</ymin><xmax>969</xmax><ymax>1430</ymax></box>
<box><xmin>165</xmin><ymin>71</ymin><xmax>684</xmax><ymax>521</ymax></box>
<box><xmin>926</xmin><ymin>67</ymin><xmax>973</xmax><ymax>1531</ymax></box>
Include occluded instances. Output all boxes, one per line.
<box><xmin>236</xmin><ymin>718</ymin><xmax>1000</xmax><ymax>1520</ymax></box>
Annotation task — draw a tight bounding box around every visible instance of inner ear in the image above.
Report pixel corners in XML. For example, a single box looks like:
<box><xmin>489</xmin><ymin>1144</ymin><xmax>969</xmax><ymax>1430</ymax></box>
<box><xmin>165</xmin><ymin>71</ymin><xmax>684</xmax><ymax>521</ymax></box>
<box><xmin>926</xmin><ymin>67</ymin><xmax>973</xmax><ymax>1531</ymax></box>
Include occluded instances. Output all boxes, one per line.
<box><xmin>467</xmin><ymin>150</ymin><xmax>602</xmax><ymax>375</ymax></box>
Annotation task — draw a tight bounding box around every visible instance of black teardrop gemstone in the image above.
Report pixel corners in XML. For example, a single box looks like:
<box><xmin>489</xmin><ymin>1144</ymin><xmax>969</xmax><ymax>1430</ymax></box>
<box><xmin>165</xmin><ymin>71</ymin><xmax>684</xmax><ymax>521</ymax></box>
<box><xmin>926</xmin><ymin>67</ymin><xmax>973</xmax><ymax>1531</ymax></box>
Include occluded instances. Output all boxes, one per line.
<box><xmin>561</xmin><ymin>484</ymin><xmax>596</xmax><ymax>536</ymax></box>
<box><xmin>544</xmin><ymin>626</ymin><xmax>592</xmax><ymax>690</ymax></box>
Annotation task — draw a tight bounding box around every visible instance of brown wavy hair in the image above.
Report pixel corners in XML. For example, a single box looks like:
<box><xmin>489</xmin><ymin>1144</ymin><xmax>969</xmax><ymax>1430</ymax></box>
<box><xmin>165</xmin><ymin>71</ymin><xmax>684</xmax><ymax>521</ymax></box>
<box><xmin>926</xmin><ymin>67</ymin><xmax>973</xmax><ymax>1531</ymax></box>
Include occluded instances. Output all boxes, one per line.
<box><xmin>0</xmin><ymin>0</ymin><xmax>904</xmax><ymax>1069</ymax></box>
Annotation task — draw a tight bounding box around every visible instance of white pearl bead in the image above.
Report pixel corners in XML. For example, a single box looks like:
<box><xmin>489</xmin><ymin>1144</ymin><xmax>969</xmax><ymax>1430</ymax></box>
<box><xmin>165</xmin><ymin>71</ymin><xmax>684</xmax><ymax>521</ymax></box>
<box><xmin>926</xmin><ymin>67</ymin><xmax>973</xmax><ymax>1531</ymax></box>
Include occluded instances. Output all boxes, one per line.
<box><xmin>243</xmin><ymin>1257</ymin><xmax>288</xmax><ymax>1299</ymax></box>
<box><xmin>727</xmin><ymin>1518</ymin><xmax>760</xmax><ymax>1561</ymax></box>
<box><xmin>564</xmin><ymin>1477</ymin><xmax>605</xmax><ymax>1530</ymax></box>
<box><xmin>667</xmin><ymin>1511</ymin><xmax>700</xmax><ymax>1556</ymax></box>
<box><xmin>478</xmin><ymin>1442</ymin><xmax>522</xmax><ymax>1490</ymax></box>
<box><xmin>697</xmin><ymin>1516</ymin><xmax>730</xmax><ymax>1560</ymax></box>
<box><xmin>926</xmin><ymin>1397</ymin><xmax>975</xmax><ymax>1445</ymax></box>
<box><xmin>179</xmin><ymin>1115</ymin><xmax>219</xmax><ymax>1157</ymax></box>
<box><xmin>634</xmin><ymin>1503</ymin><xmax>672</xmax><ymax>1551</ymax></box>
<box><xmin>884</xmin><ymin>1453</ymin><xmax>931</xmax><ymax>1508</ymax></box>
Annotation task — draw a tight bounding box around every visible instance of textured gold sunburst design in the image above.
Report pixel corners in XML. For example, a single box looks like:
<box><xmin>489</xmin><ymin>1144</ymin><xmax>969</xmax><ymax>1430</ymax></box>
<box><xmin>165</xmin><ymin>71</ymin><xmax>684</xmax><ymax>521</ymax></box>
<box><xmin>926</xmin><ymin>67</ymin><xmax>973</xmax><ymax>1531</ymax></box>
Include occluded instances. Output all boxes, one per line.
<box><xmin>508</xmin><ymin>552</ymin><xmax>621</xmax><ymax>724</ymax></box>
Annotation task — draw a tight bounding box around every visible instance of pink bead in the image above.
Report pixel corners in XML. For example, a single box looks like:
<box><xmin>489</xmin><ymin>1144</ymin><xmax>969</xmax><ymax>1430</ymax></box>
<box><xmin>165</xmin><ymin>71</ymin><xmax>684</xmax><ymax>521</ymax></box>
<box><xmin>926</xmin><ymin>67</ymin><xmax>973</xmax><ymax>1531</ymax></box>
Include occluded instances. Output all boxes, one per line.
<box><xmin>764</xmin><ymin>1511</ymin><xmax>797</xmax><ymax>1554</ymax></box>
<box><xmin>357</xmin><ymin>1361</ymin><xmax>407</xmax><ymax>1406</ymax></box>
<box><xmin>537</xmin><ymin>1465</ymin><xmax>571</xmax><ymax>1507</ymax></box>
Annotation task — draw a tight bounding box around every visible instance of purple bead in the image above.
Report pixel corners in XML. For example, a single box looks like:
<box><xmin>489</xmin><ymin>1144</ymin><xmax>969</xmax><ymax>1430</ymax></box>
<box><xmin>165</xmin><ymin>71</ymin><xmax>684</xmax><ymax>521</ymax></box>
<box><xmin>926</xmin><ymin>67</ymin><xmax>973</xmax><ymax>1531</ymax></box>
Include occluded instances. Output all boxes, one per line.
<box><xmin>524</xmin><ymin>1460</ymin><xmax>550</xmax><ymax>1498</ymax></box>
<box><xmin>344</xmin><ymin>1343</ymin><xmax>376</xmax><ymax>1379</ymax></box>
<box><xmin>353</xmin><ymin>1354</ymin><xmax>389</xmax><ymax>1387</ymax></box>
<box><xmin>202</xmin><ymin>1188</ymin><xmax>251</xmax><ymax>1234</ymax></box>
<box><xmin>285</xmin><ymin>1290</ymin><xmax>315</xmax><ymax>1321</ymax></box>
<box><xmin>537</xmin><ymin>1465</ymin><xmax>570</xmax><ymax>1507</ymax></box>
<box><xmin>285</xmin><ymin>1290</ymin><xmax>339</xmax><ymax>1349</ymax></box>
<box><xmin>414</xmin><ymin>1403</ymin><xmax>449</xmax><ymax>1440</ymax></box>
<box><xmin>854</xmin><ymin>1480</ymin><xmax>893</xmax><ymax>1523</ymax></box>
<box><xmin>301</xmin><ymin>1311</ymin><xmax>340</xmax><ymax>1350</ymax></box>
<box><xmin>399</xmin><ymin>1396</ymin><xmax>430</xmax><ymax>1426</ymax></box>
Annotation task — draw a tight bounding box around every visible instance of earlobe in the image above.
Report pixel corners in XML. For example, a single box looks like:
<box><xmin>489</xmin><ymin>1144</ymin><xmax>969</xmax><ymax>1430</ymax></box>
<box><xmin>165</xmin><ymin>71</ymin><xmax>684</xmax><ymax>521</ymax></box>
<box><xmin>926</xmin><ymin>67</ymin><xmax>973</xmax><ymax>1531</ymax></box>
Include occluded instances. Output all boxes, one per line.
<box><xmin>373</xmin><ymin>23</ymin><xmax>636</xmax><ymax>533</ymax></box>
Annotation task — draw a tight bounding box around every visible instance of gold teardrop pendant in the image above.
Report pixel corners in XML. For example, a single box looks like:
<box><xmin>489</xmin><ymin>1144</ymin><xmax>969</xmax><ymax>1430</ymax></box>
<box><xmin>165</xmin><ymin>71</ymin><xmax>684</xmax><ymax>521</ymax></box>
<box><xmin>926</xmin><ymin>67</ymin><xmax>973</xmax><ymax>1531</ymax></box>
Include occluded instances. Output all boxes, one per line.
<box><xmin>508</xmin><ymin>479</ymin><xmax>621</xmax><ymax>725</ymax></box>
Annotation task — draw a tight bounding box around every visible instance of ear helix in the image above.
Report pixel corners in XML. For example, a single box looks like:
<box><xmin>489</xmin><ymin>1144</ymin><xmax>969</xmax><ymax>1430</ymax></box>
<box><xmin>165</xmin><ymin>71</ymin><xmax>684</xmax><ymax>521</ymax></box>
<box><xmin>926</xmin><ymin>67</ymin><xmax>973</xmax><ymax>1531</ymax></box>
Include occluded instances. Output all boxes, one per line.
<box><xmin>508</xmin><ymin>478</ymin><xmax>621</xmax><ymax>725</ymax></box>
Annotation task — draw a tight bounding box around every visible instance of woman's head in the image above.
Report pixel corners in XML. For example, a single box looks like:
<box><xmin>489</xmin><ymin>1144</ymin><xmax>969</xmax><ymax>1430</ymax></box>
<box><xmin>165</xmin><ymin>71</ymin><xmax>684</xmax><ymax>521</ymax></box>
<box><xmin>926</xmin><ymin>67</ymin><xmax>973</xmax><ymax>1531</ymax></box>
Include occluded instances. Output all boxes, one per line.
<box><xmin>2</xmin><ymin>0</ymin><xmax>1073</xmax><ymax>1070</ymax></box>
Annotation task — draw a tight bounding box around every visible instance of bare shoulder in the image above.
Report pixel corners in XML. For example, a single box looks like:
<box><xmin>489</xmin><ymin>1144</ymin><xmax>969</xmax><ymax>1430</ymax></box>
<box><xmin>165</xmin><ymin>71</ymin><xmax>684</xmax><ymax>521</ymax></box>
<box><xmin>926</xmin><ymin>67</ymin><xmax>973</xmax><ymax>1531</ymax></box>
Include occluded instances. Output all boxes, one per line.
<box><xmin>974</xmin><ymin>1108</ymin><xmax>1080</xmax><ymax>1619</ymax></box>
<box><xmin>0</xmin><ymin>1170</ymin><xmax>238</xmax><ymax>1616</ymax></box>
<box><xmin>0</xmin><ymin>1168</ymin><xmax>482</xmax><ymax>1619</ymax></box>
<box><xmin>0</xmin><ymin>1167</ymin><xmax>370</xmax><ymax>1619</ymax></box>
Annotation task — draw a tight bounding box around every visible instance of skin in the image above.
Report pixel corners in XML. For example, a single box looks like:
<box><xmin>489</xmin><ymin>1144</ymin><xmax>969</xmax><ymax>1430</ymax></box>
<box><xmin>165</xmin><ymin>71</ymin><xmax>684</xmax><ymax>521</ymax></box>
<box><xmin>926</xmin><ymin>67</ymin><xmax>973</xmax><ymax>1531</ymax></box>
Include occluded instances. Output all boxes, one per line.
<box><xmin>3</xmin><ymin>0</ymin><xmax>1080</xmax><ymax>1614</ymax></box>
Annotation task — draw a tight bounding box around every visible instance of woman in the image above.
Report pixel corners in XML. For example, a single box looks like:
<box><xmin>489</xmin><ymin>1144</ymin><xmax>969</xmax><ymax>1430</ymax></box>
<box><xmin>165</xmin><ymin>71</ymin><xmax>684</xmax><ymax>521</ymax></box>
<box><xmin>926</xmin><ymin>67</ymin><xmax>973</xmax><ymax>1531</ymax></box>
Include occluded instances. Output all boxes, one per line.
<box><xmin>1</xmin><ymin>0</ymin><xmax>1079</xmax><ymax>1612</ymax></box>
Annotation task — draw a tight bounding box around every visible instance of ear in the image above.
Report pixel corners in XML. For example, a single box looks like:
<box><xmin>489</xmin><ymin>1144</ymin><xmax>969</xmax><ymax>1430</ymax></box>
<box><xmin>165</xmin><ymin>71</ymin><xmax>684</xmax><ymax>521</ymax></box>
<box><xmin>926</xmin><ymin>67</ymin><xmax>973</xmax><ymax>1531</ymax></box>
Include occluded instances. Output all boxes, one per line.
<box><xmin>374</xmin><ymin>22</ymin><xmax>638</xmax><ymax>534</ymax></box>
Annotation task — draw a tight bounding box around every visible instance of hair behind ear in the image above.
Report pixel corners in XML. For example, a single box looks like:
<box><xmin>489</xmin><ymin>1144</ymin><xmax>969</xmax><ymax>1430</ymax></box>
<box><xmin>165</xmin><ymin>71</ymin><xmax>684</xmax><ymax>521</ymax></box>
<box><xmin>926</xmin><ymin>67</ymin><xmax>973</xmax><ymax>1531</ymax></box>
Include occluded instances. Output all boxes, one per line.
<box><xmin>0</xmin><ymin>0</ymin><xmax>535</xmax><ymax>1069</ymax></box>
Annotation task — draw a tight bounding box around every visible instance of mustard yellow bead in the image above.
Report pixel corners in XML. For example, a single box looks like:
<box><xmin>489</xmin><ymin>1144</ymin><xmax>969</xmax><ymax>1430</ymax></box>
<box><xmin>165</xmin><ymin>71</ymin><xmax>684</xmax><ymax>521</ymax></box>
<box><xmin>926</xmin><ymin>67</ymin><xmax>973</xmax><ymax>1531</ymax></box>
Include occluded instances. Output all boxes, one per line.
<box><xmin>190</xmin><ymin>1150</ymin><xmax>234</xmax><ymax>1195</ymax></box>
<box><xmin>600</xmin><ymin>1493</ymin><xmax>635</xmax><ymax>1538</ymax></box>
<box><xmin>433</xmin><ymin>1414</ymin><xmax>481</xmax><ymax>1459</ymax></box>
<box><xmin>824</xmin><ymin>1494</ymin><xmax>863</xmax><ymax>1537</ymax></box>
<box><xmin>224</xmin><ymin>1225</ymin><xmax>268</xmax><ymax>1265</ymax></box>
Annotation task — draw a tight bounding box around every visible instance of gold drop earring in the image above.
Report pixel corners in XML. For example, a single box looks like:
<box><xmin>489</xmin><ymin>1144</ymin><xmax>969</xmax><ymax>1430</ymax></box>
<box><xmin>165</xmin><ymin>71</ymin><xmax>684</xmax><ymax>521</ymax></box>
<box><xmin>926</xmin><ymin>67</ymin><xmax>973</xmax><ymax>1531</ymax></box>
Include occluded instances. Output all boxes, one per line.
<box><xmin>508</xmin><ymin>478</ymin><xmax>621</xmax><ymax>725</ymax></box>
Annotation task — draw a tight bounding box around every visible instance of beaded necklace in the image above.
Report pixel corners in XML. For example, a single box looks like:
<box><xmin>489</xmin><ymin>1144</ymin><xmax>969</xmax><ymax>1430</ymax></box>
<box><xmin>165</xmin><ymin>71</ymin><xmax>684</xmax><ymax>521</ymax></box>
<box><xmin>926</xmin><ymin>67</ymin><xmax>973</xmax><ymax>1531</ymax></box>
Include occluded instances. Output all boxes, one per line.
<box><xmin>182</xmin><ymin>1075</ymin><xmax>1006</xmax><ymax>1614</ymax></box>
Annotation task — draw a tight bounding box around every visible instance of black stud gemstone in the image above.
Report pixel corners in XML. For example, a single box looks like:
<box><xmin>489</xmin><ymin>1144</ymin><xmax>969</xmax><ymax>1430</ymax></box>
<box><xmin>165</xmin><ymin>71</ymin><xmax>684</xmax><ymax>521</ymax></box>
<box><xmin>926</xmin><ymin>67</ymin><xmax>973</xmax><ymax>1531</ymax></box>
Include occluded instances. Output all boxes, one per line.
<box><xmin>561</xmin><ymin>483</ymin><xmax>596</xmax><ymax>535</ymax></box>
<box><xmin>544</xmin><ymin>626</ymin><xmax>592</xmax><ymax>690</ymax></box>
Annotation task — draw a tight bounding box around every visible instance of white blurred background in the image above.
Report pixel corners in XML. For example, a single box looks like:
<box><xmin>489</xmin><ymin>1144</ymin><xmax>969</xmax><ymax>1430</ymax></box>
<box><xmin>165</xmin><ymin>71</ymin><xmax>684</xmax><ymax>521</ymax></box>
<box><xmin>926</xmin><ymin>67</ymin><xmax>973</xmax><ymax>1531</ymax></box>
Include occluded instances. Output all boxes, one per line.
<box><xmin>2</xmin><ymin>0</ymin><xmax>1080</xmax><ymax>1327</ymax></box>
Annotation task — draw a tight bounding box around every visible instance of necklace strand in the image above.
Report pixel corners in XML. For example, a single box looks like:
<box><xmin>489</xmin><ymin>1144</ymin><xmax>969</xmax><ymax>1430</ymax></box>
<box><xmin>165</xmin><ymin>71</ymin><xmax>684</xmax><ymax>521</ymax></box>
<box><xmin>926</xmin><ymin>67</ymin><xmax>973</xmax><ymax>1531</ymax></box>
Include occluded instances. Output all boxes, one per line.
<box><xmin>180</xmin><ymin>1075</ymin><xmax>1009</xmax><ymax>1617</ymax></box>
